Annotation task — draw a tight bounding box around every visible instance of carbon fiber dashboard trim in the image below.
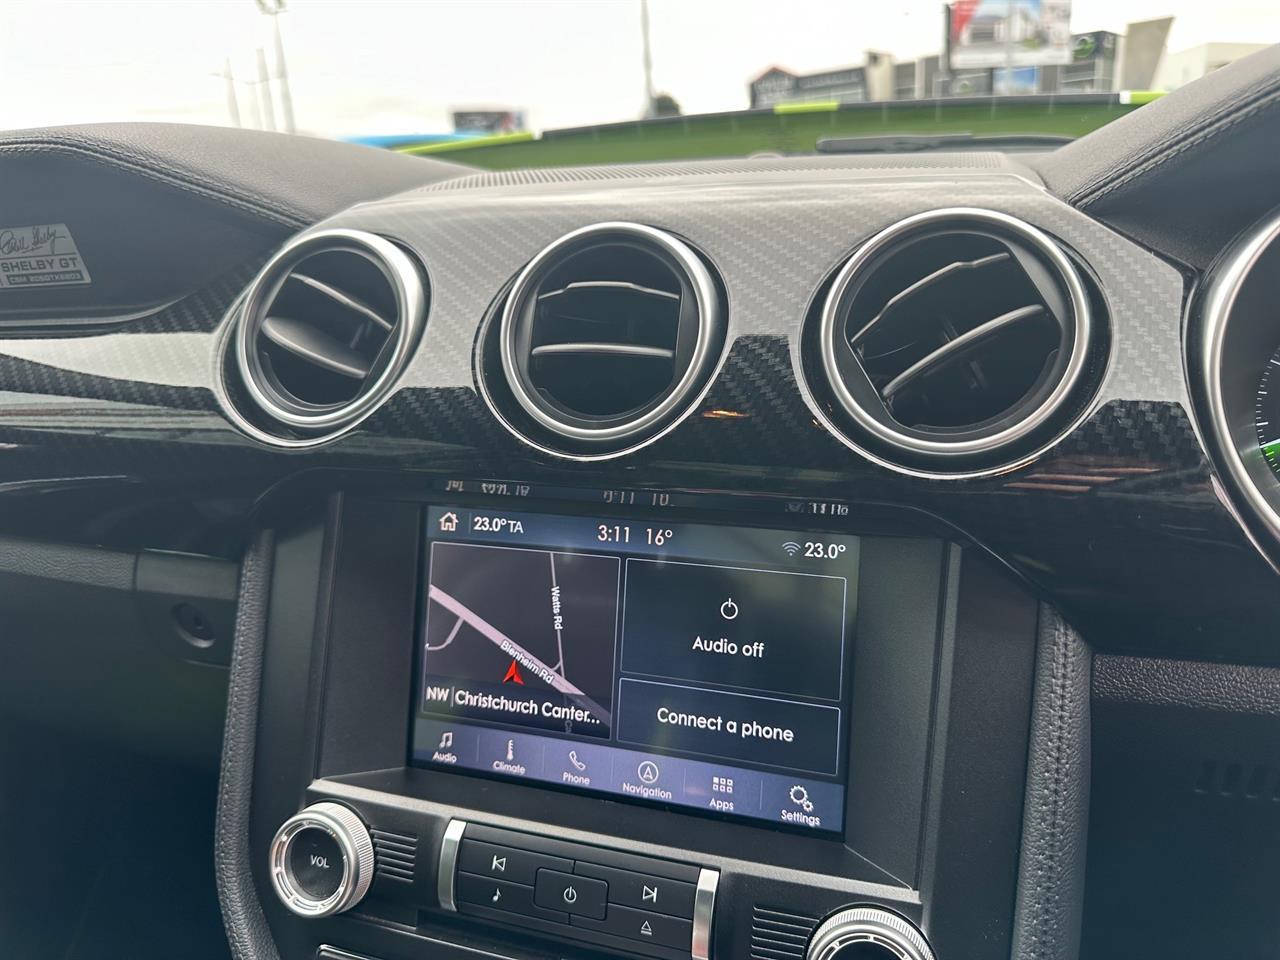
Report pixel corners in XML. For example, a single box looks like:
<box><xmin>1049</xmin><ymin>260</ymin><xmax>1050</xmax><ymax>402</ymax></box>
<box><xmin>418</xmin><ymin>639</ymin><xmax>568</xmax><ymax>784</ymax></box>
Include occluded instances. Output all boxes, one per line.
<box><xmin>0</xmin><ymin>157</ymin><xmax>1273</xmax><ymax>660</ymax></box>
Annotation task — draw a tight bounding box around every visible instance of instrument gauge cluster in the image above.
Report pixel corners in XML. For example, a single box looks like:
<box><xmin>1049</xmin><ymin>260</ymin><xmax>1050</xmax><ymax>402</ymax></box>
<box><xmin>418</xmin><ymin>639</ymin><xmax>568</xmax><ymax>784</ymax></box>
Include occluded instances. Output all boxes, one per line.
<box><xmin>1191</xmin><ymin>206</ymin><xmax>1280</xmax><ymax>559</ymax></box>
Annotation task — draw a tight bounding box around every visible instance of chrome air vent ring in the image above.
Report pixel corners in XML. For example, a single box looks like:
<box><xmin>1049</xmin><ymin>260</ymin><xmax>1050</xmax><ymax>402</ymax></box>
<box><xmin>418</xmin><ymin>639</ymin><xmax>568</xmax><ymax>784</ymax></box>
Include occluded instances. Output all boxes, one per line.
<box><xmin>494</xmin><ymin>221</ymin><xmax>725</xmax><ymax>455</ymax></box>
<box><xmin>230</xmin><ymin>228</ymin><xmax>426</xmax><ymax>440</ymax></box>
<box><xmin>810</xmin><ymin>207</ymin><xmax>1101</xmax><ymax>477</ymax></box>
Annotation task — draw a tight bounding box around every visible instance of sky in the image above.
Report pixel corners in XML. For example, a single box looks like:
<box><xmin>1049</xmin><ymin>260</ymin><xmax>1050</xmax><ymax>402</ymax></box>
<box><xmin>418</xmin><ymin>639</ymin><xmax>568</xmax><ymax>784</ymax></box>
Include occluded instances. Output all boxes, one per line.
<box><xmin>1</xmin><ymin>0</ymin><xmax>1277</xmax><ymax>138</ymax></box>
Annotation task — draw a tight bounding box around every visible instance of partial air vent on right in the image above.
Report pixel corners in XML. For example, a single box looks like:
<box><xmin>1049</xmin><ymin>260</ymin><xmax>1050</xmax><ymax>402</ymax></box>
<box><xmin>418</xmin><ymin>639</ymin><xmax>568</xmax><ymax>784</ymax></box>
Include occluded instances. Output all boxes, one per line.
<box><xmin>808</xmin><ymin>208</ymin><xmax>1107</xmax><ymax>477</ymax></box>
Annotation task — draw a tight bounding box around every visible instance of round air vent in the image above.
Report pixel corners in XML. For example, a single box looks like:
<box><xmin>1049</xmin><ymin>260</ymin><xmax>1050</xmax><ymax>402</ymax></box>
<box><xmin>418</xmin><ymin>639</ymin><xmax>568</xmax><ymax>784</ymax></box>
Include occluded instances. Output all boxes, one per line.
<box><xmin>227</xmin><ymin>228</ymin><xmax>426</xmax><ymax>443</ymax></box>
<box><xmin>489</xmin><ymin>222</ymin><xmax>726</xmax><ymax>457</ymax></box>
<box><xmin>808</xmin><ymin>208</ymin><xmax>1102</xmax><ymax>477</ymax></box>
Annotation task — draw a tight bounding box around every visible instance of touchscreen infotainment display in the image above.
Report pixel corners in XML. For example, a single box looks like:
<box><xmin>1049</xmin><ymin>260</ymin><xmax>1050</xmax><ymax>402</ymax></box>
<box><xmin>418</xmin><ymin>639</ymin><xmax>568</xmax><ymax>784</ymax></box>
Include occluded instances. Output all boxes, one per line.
<box><xmin>410</xmin><ymin>506</ymin><xmax>858</xmax><ymax>834</ymax></box>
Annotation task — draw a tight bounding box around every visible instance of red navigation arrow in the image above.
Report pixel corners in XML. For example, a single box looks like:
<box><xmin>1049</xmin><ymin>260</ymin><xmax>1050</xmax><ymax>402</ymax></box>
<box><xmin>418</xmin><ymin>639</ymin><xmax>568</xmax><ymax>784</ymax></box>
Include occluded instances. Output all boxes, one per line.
<box><xmin>502</xmin><ymin>661</ymin><xmax>525</xmax><ymax>685</ymax></box>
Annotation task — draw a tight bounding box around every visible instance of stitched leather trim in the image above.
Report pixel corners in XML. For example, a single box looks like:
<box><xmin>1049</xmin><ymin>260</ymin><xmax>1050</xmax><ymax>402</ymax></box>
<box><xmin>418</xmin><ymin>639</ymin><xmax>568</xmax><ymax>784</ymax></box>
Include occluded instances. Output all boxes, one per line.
<box><xmin>0</xmin><ymin>136</ymin><xmax>307</xmax><ymax>229</ymax></box>
<box><xmin>1011</xmin><ymin>606</ymin><xmax>1091</xmax><ymax>960</ymax></box>
<box><xmin>215</xmin><ymin>531</ymin><xmax>282</xmax><ymax>960</ymax></box>
<box><xmin>1070</xmin><ymin>83</ymin><xmax>1280</xmax><ymax>208</ymax></box>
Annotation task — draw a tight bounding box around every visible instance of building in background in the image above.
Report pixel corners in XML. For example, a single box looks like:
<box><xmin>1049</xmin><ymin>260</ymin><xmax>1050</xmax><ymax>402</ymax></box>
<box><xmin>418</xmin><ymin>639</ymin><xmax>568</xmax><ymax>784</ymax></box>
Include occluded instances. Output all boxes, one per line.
<box><xmin>886</xmin><ymin>29</ymin><xmax>1115</xmax><ymax>99</ymax></box>
<box><xmin>1155</xmin><ymin>42</ymin><xmax>1270</xmax><ymax>91</ymax></box>
<box><xmin>749</xmin><ymin>64</ymin><xmax>869</xmax><ymax>108</ymax></box>
<box><xmin>1116</xmin><ymin>17</ymin><xmax>1173</xmax><ymax>89</ymax></box>
<box><xmin>750</xmin><ymin>10</ymin><xmax>1264</xmax><ymax>109</ymax></box>
<box><xmin>1038</xmin><ymin>30</ymin><xmax>1119</xmax><ymax>93</ymax></box>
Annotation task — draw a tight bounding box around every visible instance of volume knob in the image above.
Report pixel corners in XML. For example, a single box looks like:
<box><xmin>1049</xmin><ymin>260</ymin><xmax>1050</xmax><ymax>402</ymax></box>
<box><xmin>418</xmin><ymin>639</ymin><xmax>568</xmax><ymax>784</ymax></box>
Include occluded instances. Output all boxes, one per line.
<box><xmin>269</xmin><ymin>802</ymin><xmax>375</xmax><ymax>918</ymax></box>
<box><xmin>807</xmin><ymin>906</ymin><xmax>935</xmax><ymax>960</ymax></box>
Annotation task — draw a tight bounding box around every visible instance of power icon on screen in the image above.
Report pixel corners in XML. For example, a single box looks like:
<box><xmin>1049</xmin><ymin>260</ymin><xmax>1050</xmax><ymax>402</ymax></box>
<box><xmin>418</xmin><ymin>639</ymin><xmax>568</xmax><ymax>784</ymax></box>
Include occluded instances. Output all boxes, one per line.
<box><xmin>720</xmin><ymin>598</ymin><xmax>738</xmax><ymax>620</ymax></box>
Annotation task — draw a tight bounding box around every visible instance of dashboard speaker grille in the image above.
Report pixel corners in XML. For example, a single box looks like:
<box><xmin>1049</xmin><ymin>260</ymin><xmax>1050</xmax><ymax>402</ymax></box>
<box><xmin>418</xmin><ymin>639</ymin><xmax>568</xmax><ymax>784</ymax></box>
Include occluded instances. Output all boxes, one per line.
<box><xmin>371</xmin><ymin>828</ymin><xmax>417</xmax><ymax>883</ymax></box>
<box><xmin>227</xmin><ymin>228</ymin><xmax>426</xmax><ymax>444</ymax></box>
<box><xmin>490</xmin><ymin>221</ymin><xmax>726</xmax><ymax>456</ymax></box>
<box><xmin>751</xmin><ymin>905</ymin><xmax>818</xmax><ymax>960</ymax></box>
<box><xmin>810</xmin><ymin>208</ymin><xmax>1103</xmax><ymax>476</ymax></box>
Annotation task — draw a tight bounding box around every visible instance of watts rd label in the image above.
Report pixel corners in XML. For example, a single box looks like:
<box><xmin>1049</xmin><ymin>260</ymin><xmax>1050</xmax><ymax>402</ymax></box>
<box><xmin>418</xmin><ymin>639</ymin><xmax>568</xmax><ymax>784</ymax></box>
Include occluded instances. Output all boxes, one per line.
<box><xmin>0</xmin><ymin>224</ymin><xmax>92</xmax><ymax>289</ymax></box>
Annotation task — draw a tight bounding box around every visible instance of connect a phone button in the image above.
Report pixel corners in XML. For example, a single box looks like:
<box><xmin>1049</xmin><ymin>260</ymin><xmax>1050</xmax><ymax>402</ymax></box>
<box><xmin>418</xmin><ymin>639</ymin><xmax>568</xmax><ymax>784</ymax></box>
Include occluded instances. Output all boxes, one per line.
<box><xmin>534</xmin><ymin>869</ymin><xmax>608</xmax><ymax>920</ymax></box>
<box><xmin>571</xmin><ymin>904</ymin><xmax>694</xmax><ymax>951</ymax></box>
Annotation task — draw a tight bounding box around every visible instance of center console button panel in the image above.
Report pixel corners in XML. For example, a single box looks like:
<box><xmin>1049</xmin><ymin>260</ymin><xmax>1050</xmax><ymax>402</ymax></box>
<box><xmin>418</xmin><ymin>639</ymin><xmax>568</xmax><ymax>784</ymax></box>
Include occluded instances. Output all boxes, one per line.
<box><xmin>455</xmin><ymin>872</ymin><xmax>567</xmax><ymax>922</ymax></box>
<box><xmin>534</xmin><ymin>868</ymin><xmax>608</xmax><ymax>919</ymax></box>
<box><xmin>439</xmin><ymin>819</ymin><xmax>718</xmax><ymax>960</ymax></box>
<box><xmin>574</xmin><ymin>862</ymin><xmax>697</xmax><ymax>917</ymax></box>
<box><xmin>457</xmin><ymin>838</ymin><xmax>572</xmax><ymax>884</ymax></box>
<box><xmin>572</xmin><ymin>903</ymin><xmax>695</xmax><ymax>950</ymax></box>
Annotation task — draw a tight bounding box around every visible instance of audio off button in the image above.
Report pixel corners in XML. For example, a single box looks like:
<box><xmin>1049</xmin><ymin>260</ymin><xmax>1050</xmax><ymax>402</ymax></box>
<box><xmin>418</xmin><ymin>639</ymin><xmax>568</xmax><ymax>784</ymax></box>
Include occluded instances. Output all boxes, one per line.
<box><xmin>534</xmin><ymin>869</ymin><xmax>608</xmax><ymax>920</ymax></box>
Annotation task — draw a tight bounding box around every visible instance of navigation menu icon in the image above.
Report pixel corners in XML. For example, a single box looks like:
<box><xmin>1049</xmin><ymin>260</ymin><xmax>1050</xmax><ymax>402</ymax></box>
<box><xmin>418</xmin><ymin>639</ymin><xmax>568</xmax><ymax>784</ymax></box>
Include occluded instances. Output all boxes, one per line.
<box><xmin>637</xmin><ymin>760</ymin><xmax>661</xmax><ymax>784</ymax></box>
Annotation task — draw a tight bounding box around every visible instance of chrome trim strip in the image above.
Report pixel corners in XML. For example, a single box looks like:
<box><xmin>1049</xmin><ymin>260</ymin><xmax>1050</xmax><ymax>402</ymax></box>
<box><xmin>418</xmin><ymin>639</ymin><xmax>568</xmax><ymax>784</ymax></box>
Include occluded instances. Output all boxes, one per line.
<box><xmin>438</xmin><ymin>819</ymin><xmax>468</xmax><ymax>912</ymax></box>
<box><xmin>498</xmin><ymin>221</ymin><xmax>721</xmax><ymax>444</ymax></box>
<box><xmin>530</xmin><ymin>342</ymin><xmax>676</xmax><ymax>360</ymax></box>
<box><xmin>1198</xmin><ymin>207</ymin><xmax>1280</xmax><ymax>543</ymax></box>
<box><xmin>692</xmin><ymin>867</ymin><xmax>719</xmax><ymax>960</ymax></box>
<box><xmin>816</xmin><ymin>207</ymin><xmax>1093</xmax><ymax>464</ymax></box>
<box><xmin>882</xmin><ymin>304</ymin><xmax>1046</xmax><ymax>399</ymax></box>
<box><xmin>290</xmin><ymin>272</ymin><xmax>394</xmax><ymax>331</ymax></box>
<box><xmin>848</xmin><ymin>250</ymin><xmax>1008</xmax><ymax>346</ymax></box>
<box><xmin>539</xmin><ymin>279</ymin><xmax>680</xmax><ymax>301</ymax></box>
<box><xmin>318</xmin><ymin>948</ymin><xmax>380</xmax><ymax>960</ymax></box>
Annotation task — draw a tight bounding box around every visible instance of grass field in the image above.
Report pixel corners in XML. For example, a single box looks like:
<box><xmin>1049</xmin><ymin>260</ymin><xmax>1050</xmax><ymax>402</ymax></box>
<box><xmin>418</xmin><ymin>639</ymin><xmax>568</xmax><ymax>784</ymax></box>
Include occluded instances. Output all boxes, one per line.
<box><xmin>401</xmin><ymin>100</ymin><xmax>1139</xmax><ymax>170</ymax></box>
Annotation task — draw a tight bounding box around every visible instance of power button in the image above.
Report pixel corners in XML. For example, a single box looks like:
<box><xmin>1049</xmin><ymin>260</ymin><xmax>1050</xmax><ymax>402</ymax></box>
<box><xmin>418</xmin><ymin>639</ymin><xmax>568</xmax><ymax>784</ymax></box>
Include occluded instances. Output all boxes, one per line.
<box><xmin>533</xmin><ymin>869</ymin><xmax>607</xmax><ymax>920</ymax></box>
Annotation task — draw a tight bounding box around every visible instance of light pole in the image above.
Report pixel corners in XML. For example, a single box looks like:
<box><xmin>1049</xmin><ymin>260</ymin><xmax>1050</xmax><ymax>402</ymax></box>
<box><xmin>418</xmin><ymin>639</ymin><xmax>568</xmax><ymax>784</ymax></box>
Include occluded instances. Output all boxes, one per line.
<box><xmin>255</xmin><ymin>0</ymin><xmax>296</xmax><ymax>133</ymax></box>
<box><xmin>640</xmin><ymin>0</ymin><xmax>655</xmax><ymax>118</ymax></box>
<box><xmin>214</xmin><ymin>58</ymin><xmax>241</xmax><ymax>127</ymax></box>
<box><xmin>256</xmin><ymin>47</ymin><xmax>277</xmax><ymax>131</ymax></box>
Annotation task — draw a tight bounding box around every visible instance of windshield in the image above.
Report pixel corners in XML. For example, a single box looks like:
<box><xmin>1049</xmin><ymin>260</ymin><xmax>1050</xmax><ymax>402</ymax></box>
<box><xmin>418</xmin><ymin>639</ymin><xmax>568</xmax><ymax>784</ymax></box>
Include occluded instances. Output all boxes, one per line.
<box><xmin>5</xmin><ymin>1</ymin><xmax>1276</xmax><ymax>169</ymax></box>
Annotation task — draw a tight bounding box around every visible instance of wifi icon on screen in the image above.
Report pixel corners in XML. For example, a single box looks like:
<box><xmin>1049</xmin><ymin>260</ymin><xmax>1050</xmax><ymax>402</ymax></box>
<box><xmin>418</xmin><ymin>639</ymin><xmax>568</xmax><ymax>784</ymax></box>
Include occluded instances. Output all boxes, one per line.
<box><xmin>781</xmin><ymin>541</ymin><xmax>802</xmax><ymax>557</ymax></box>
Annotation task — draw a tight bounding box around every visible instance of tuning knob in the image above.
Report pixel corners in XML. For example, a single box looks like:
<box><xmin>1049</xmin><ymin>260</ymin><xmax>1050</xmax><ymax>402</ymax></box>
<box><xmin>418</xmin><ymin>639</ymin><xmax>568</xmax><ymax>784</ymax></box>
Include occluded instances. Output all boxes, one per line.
<box><xmin>807</xmin><ymin>906</ymin><xmax>935</xmax><ymax>960</ymax></box>
<box><xmin>269</xmin><ymin>802</ymin><xmax>375</xmax><ymax>918</ymax></box>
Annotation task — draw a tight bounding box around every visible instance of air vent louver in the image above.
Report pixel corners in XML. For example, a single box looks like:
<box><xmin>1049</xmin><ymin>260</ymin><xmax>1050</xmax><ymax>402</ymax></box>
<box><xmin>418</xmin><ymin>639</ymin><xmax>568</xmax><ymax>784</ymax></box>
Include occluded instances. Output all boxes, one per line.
<box><xmin>812</xmin><ymin>208</ymin><xmax>1102</xmax><ymax>476</ymax></box>
<box><xmin>492</xmin><ymin>222</ymin><xmax>725</xmax><ymax>456</ymax></box>
<box><xmin>228</xmin><ymin>229</ymin><xmax>426</xmax><ymax>443</ymax></box>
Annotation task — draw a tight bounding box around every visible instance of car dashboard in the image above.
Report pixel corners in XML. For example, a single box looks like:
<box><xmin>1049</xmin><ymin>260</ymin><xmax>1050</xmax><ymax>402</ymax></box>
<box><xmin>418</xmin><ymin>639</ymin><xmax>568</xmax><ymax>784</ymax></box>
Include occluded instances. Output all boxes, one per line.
<box><xmin>2</xmin><ymin>47</ymin><xmax>1280</xmax><ymax>960</ymax></box>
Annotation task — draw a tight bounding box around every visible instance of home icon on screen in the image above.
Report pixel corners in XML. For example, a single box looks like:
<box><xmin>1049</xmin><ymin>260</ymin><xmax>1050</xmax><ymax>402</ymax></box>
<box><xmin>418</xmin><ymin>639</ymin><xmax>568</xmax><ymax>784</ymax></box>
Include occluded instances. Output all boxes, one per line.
<box><xmin>439</xmin><ymin>512</ymin><xmax>459</xmax><ymax>532</ymax></box>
